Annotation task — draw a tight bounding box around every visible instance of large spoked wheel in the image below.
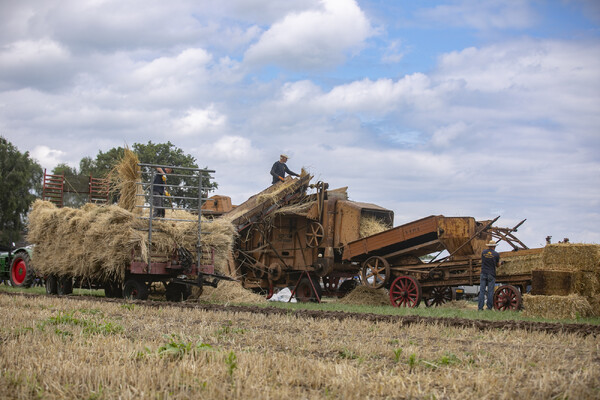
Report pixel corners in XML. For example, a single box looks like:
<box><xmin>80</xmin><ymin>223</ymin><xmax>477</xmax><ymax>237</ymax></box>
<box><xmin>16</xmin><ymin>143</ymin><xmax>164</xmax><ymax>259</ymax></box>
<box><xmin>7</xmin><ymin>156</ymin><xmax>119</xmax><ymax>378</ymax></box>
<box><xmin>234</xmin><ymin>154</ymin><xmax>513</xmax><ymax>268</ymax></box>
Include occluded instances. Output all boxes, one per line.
<box><xmin>493</xmin><ymin>284</ymin><xmax>522</xmax><ymax>311</ymax></box>
<box><xmin>45</xmin><ymin>275</ymin><xmax>58</xmax><ymax>295</ymax></box>
<box><xmin>57</xmin><ymin>276</ymin><xmax>73</xmax><ymax>295</ymax></box>
<box><xmin>295</xmin><ymin>276</ymin><xmax>322</xmax><ymax>303</ymax></box>
<box><xmin>389</xmin><ymin>276</ymin><xmax>422</xmax><ymax>308</ymax></box>
<box><xmin>10</xmin><ymin>252</ymin><xmax>34</xmax><ymax>288</ymax></box>
<box><xmin>305</xmin><ymin>222</ymin><xmax>324</xmax><ymax>248</ymax></box>
<box><xmin>425</xmin><ymin>286</ymin><xmax>455</xmax><ymax>307</ymax></box>
<box><xmin>123</xmin><ymin>279</ymin><xmax>149</xmax><ymax>300</ymax></box>
<box><xmin>361</xmin><ymin>256</ymin><xmax>390</xmax><ymax>289</ymax></box>
<box><xmin>165</xmin><ymin>282</ymin><xmax>191</xmax><ymax>302</ymax></box>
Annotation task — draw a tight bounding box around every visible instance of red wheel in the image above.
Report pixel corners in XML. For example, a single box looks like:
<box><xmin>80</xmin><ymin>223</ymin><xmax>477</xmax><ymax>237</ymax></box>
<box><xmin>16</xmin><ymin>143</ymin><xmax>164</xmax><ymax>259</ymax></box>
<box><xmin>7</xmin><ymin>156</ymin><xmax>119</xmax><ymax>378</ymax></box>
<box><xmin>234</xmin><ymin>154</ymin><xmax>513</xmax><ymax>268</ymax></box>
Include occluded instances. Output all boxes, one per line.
<box><xmin>361</xmin><ymin>256</ymin><xmax>390</xmax><ymax>289</ymax></box>
<box><xmin>295</xmin><ymin>276</ymin><xmax>322</xmax><ymax>302</ymax></box>
<box><xmin>493</xmin><ymin>284</ymin><xmax>522</xmax><ymax>311</ymax></box>
<box><xmin>266</xmin><ymin>283</ymin><xmax>274</xmax><ymax>300</ymax></box>
<box><xmin>389</xmin><ymin>276</ymin><xmax>422</xmax><ymax>308</ymax></box>
<box><xmin>10</xmin><ymin>252</ymin><xmax>34</xmax><ymax>288</ymax></box>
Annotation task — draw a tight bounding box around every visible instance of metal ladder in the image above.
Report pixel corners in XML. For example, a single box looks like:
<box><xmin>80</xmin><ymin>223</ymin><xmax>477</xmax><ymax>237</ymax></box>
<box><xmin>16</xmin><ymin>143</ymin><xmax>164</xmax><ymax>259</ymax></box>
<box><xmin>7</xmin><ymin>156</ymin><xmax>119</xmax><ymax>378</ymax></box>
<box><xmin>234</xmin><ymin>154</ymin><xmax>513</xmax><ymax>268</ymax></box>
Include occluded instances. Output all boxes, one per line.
<box><xmin>42</xmin><ymin>169</ymin><xmax>64</xmax><ymax>207</ymax></box>
<box><xmin>88</xmin><ymin>175</ymin><xmax>110</xmax><ymax>204</ymax></box>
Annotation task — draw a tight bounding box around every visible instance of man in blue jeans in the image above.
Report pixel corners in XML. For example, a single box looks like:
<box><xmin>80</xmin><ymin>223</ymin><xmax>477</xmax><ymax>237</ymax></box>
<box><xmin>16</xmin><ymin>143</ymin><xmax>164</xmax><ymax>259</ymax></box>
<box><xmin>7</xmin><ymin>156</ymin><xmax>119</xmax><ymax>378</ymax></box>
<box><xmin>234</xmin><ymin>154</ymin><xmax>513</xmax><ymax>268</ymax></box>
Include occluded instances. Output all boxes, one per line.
<box><xmin>479</xmin><ymin>240</ymin><xmax>500</xmax><ymax>310</ymax></box>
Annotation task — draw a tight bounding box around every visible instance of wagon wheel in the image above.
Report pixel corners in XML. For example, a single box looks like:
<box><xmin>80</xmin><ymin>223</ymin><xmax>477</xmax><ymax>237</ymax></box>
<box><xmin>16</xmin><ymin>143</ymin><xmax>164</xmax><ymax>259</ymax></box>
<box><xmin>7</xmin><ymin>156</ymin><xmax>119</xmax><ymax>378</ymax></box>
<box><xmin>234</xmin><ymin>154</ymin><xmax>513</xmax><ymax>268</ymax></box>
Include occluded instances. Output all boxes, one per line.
<box><xmin>295</xmin><ymin>276</ymin><xmax>322</xmax><ymax>302</ymax></box>
<box><xmin>425</xmin><ymin>286</ymin><xmax>455</xmax><ymax>307</ymax></box>
<box><xmin>268</xmin><ymin>262</ymin><xmax>283</xmax><ymax>282</ymax></box>
<box><xmin>305</xmin><ymin>222</ymin><xmax>324</xmax><ymax>248</ymax></box>
<box><xmin>493</xmin><ymin>284</ymin><xmax>522</xmax><ymax>311</ymax></box>
<box><xmin>165</xmin><ymin>282</ymin><xmax>191</xmax><ymax>302</ymax></box>
<box><xmin>360</xmin><ymin>256</ymin><xmax>390</xmax><ymax>289</ymax></box>
<box><xmin>123</xmin><ymin>278</ymin><xmax>149</xmax><ymax>300</ymax></box>
<box><xmin>389</xmin><ymin>276</ymin><xmax>422</xmax><ymax>308</ymax></box>
<box><xmin>57</xmin><ymin>276</ymin><xmax>73</xmax><ymax>295</ymax></box>
<box><xmin>45</xmin><ymin>275</ymin><xmax>58</xmax><ymax>295</ymax></box>
<box><xmin>10</xmin><ymin>252</ymin><xmax>34</xmax><ymax>288</ymax></box>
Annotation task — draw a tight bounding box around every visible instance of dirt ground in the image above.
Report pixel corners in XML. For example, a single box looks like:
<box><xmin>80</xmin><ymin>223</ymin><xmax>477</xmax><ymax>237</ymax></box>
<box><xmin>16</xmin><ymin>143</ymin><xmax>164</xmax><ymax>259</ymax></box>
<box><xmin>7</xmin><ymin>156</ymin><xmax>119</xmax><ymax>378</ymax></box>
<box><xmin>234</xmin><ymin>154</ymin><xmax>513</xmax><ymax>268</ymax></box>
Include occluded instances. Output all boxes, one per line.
<box><xmin>1</xmin><ymin>292</ymin><xmax>599</xmax><ymax>399</ymax></box>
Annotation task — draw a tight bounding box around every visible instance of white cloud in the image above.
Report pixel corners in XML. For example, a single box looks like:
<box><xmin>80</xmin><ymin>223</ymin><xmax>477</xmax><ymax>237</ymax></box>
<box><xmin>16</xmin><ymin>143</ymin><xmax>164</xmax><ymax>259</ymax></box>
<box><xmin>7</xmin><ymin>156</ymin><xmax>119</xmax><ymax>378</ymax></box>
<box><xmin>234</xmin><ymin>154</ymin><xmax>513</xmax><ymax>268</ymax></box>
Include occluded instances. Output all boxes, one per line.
<box><xmin>30</xmin><ymin>145</ymin><xmax>66</xmax><ymax>171</ymax></box>
<box><xmin>244</xmin><ymin>0</ymin><xmax>373</xmax><ymax>69</ymax></box>
<box><xmin>172</xmin><ymin>106</ymin><xmax>227</xmax><ymax>136</ymax></box>
<box><xmin>210</xmin><ymin>136</ymin><xmax>256</xmax><ymax>161</ymax></box>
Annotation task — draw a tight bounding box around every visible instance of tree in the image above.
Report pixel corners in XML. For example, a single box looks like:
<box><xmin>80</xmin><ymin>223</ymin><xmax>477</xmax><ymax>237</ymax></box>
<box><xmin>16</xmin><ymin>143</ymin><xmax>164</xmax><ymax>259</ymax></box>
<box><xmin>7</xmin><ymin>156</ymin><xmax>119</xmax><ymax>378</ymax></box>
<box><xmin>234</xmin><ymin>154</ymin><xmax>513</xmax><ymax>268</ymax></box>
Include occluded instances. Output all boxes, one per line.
<box><xmin>0</xmin><ymin>137</ymin><xmax>43</xmax><ymax>244</ymax></box>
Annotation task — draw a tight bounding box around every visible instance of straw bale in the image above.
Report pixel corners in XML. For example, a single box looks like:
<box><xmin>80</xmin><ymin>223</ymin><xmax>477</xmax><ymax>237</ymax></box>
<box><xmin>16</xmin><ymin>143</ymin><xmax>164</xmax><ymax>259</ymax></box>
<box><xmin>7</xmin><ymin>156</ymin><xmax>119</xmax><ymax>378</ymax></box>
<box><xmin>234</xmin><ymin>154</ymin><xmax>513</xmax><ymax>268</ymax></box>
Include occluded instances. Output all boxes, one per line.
<box><xmin>198</xmin><ymin>280</ymin><xmax>267</xmax><ymax>304</ymax></box>
<box><xmin>497</xmin><ymin>253</ymin><xmax>543</xmax><ymax>275</ymax></box>
<box><xmin>338</xmin><ymin>285</ymin><xmax>390</xmax><ymax>306</ymax></box>
<box><xmin>522</xmin><ymin>294</ymin><xmax>593</xmax><ymax>319</ymax></box>
<box><xmin>359</xmin><ymin>215</ymin><xmax>390</xmax><ymax>238</ymax></box>
<box><xmin>570</xmin><ymin>271</ymin><xmax>600</xmax><ymax>297</ymax></box>
<box><xmin>588</xmin><ymin>295</ymin><xmax>600</xmax><ymax>317</ymax></box>
<box><xmin>27</xmin><ymin>200</ymin><xmax>237</xmax><ymax>282</ymax></box>
<box><xmin>542</xmin><ymin>243</ymin><xmax>600</xmax><ymax>272</ymax></box>
<box><xmin>531</xmin><ymin>270</ymin><xmax>572</xmax><ymax>296</ymax></box>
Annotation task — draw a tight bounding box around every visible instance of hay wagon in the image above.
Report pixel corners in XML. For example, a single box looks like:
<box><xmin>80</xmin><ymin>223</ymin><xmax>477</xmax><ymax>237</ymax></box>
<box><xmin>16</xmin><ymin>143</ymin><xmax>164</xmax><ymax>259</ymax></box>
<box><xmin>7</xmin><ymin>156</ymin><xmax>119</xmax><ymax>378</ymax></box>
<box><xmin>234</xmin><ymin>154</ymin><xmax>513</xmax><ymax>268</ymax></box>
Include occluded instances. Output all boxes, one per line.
<box><xmin>41</xmin><ymin>163</ymin><xmax>234</xmax><ymax>301</ymax></box>
<box><xmin>343</xmin><ymin>215</ymin><xmax>539</xmax><ymax>310</ymax></box>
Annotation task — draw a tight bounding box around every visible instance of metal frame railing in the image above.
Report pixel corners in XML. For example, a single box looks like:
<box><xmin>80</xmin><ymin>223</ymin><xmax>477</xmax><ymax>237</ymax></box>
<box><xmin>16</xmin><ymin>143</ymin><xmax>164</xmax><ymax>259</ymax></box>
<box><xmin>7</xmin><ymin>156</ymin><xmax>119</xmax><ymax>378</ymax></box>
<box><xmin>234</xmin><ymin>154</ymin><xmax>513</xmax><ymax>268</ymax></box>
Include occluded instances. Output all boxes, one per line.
<box><xmin>135</xmin><ymin>163</ymin><xmax>215</xmax><ymax>269</ymax></box>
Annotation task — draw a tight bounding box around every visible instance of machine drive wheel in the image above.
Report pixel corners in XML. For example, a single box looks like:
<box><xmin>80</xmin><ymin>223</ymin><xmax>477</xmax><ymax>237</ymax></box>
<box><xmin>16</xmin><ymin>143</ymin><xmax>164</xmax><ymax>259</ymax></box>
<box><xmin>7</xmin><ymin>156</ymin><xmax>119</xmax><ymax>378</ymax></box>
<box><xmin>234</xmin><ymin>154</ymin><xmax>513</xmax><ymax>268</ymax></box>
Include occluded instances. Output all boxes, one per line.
<box><xmin>45</xmin><ymin>275</ymin><xmax>58</xmax><ymax>295</ymax></box>
<box><xmin>361</xmin><ymin>256</ymin><xmax>390</xmax><ymax>289</ymax></box>
<box><xmin>493</xmin><ymin>285</ymin><xmax>522</xmax><ymax>311</ymax></box>
<box><xmin>425</xmin><ymin>286</ymin><xmax>456</xmax><ymax>307</ymax></box>
<box><xmin>295</xmin><ymin>276</ymin><xmax>322</xmax><ymax>303</ymax></box>
<box><xmin>57</xmin><ymin>276</ymin><xmax>73</xmax><ymax>295</ymax></box>
<box><xmin>123</xmin><ymin>279</ymin><xmax>149</xmax><ymax>300</ymax></box>
<box><xmin>10</xmin><ymin>252</ymin><xmax>34</xmax><ymax>288</ymax></box>
<box><xmin>165</xmin><ymin>282</ymin><xmax>192</xmax><ymax>302</ymax></box>
<box><xmin>389</xmin><ymin>276</ymin><xmax>422</xmax><ymax>308</ymax></box>
<box><xmin>305</xmin><ymin>222</ymin><xmax>325</xmax><ymax>248</ymax></box>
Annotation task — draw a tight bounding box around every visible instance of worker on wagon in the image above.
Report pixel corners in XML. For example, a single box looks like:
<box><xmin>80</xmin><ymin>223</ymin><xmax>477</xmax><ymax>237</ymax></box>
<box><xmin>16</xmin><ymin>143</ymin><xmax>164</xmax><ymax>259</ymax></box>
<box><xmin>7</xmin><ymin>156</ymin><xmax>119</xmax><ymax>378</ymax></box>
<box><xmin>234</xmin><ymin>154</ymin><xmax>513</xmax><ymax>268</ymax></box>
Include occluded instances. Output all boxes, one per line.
<box><xmin>270</xmin><ymin>154</ymin><xmax>299</xmax><ymax>184</ymax></box>
<box><xmin>152</xmin><ymin>167</ymin><xmax>172</xmax><ymax>218</ymax></box>
<box><xmin>478</xmin><ymin>240</ymin><xmax>500</xmax><ymax>311</ymax></box>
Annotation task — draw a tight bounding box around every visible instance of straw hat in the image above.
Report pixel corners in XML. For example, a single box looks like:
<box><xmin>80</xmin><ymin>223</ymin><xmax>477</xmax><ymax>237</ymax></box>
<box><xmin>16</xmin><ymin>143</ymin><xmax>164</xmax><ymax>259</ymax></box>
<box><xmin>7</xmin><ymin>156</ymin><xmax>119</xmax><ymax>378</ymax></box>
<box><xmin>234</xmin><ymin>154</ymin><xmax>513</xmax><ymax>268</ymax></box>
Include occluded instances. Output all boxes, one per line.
<box><xmin>280</xmin><ymin>154</ymin><xmax>289</xmax><ymax>159</ymax></box>
<box><xmin>487</xmin><ymin>240</ymin><xmax>497</xmax><ymax>247</ymax></box>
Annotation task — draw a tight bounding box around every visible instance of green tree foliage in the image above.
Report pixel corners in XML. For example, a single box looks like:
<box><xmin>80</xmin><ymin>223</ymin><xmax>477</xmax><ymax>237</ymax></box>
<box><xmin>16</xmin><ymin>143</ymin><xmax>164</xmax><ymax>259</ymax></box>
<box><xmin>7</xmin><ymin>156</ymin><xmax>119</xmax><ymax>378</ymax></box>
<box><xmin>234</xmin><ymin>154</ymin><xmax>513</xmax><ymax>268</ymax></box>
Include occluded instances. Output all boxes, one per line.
<box><xmin>0</xmin><ymin>137</ymin><xmax>43</xmax><ymax>244</ymax></box>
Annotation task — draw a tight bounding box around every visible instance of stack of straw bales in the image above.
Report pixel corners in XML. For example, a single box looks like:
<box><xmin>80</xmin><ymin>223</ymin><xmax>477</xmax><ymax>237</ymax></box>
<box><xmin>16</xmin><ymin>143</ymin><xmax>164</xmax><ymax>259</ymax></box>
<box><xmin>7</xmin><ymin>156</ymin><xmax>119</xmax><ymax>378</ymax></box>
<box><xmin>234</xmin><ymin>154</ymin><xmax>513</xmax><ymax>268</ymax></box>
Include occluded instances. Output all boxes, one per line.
<box><xmin>522</xmin><ymin>244</ymin><xmax>600</xmax><ymax>319</ymax></box>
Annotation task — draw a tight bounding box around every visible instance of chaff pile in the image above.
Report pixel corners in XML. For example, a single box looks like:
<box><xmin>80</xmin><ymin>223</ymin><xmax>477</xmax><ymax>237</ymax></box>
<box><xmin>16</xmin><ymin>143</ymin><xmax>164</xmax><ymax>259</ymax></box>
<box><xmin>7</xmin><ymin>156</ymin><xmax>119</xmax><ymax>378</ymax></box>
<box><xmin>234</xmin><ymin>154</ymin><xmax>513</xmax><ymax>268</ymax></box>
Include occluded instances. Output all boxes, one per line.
<box><xmin>338</xmin><ymin>285</ymin><xmax>390</xmax><ymax>306</ymax></box>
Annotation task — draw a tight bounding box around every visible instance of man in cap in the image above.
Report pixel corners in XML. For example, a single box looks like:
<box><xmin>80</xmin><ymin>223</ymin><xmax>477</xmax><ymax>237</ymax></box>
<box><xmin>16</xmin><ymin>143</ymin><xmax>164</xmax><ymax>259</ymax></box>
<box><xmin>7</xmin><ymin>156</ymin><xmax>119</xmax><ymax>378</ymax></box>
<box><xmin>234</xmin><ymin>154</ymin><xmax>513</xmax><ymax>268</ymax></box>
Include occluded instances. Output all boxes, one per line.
<box><xmin>478</xmin><ymin>240</ymin><xmax>500</xmax><ymax>310</ymax></box>
<box><xmin>152</xmin><ymin>167</ymin><xmax>172</xmax><ymax>218</ymax></box>
<box><xmin>270</xmin><ymin>154</ymin><xmax>299</xmax><ymax>184</ymax></box>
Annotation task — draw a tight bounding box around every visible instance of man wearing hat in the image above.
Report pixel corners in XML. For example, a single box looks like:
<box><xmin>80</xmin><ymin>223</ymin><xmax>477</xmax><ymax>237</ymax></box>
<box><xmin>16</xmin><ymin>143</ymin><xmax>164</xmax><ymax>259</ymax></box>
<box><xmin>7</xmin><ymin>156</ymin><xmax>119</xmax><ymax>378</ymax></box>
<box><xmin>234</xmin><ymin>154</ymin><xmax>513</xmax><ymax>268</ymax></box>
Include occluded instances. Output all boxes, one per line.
<box><xmin>478</xmin><ymin>240</ymin><xmax>500</xmax><ymax>310</ymax></box>
<box><xmin>270</xmin><ymin>154</ymin><xmax>299</xmax><ymax>184</ymax></box>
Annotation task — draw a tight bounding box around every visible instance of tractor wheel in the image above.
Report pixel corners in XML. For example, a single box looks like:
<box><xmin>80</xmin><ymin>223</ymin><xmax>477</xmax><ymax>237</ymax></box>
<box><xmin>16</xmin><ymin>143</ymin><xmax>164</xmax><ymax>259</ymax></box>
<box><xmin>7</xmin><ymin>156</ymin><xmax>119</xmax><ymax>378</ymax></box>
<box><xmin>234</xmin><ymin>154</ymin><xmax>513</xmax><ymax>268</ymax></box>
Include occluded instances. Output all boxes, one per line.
<box><xmin>10</xmin><ymin>252</ymin><xmax>34</xmax><ymax>288</ymax></box>
<box><xmin>123</xmin><ymin>279</ymin><xmax>149</xmax><ymax>300</ymax></box>
<box><xmin>104</xmin><ymin>281</ymin><xmax>123</xmax><ymax>298</ymax></box>
<box><xmin>57</xmin><ymin>276</ymin><xmax>73</xmax><ymax>295</ymax></box>
<box><xmin>45</xmin><ymin>275</ymin><xmax>58</xmax><ymax>295</ymax></box>
<box><xmin>493</xmin><ymin>285</ymin><xmax>522</xmax><ymax>311</ymax></box>
<box><xmin>295</xmin><ymin>276</ymin><xmax>322</xmax><ymax>302</ymax></box>
<box><xmin>165</xmin><ymin>282</ymin><xmax>191</xmax><ymax>302</ymax></box>
<box><xmin>389</xmin><ymin>276</ymin><xmax>422</xmax><ymax>308</ymax></box>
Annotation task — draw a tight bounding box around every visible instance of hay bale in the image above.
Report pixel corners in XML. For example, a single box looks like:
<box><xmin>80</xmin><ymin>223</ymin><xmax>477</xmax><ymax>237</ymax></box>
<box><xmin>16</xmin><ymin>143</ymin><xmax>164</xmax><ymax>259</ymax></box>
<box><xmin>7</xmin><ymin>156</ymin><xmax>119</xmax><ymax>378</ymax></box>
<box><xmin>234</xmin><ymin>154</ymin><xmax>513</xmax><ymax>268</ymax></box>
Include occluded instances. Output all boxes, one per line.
<box><xmin>497</xmin><ymin>253</ymin><xmax>543</xmax><ymax>275</ymax></box>
<box><xmin>531</xmin><ymin>270</ymin><xmax>572</xmax><ymax>296</ymax></box>
<box><xmin>542</xmin><ymin>243</ymin><xmax>600</xmax><ymax>272</ymax></box>
<box><xmin>198</xmin><ymin>280</ymin><xmax>266</xmax><ymax>304</ymax></box>
<box><xmin>359</xmin><ymin>215</ymin><xmax>390</xmax><ymax>238</ymax></box>
<box><xmin>522</xmin><ymin>294</ymin><xmax>593</xmax><ymax>319</ymax></box>
<box><xmin>338</xmin><ymin>285</ymin><xmax>390</xmax><ymax>306</ymax></box>
<box><xmin>570</xmin><ymin>271</ymin><xmax>600</xmax><ymax>297</ymax></box>
<box><xmin>588</xmin><ymin>295</ymin><xmax>600</xmax><ymax>317</ymax></box>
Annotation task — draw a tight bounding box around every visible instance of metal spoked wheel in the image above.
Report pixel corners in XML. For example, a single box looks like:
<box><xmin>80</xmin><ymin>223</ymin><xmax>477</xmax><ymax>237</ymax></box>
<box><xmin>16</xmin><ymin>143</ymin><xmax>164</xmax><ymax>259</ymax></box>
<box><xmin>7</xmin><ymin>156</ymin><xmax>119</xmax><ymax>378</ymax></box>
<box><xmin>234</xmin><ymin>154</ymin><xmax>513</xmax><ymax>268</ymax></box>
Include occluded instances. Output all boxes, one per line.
<box><xmin>305</xmin><ymin>222</ymin><xmax>324</xmax><ymax>248</ymax></box>
<box><xmin>493</xmin><ymin>284</ymin><xmax>522</xmax><ymax>311</ymax></box>
<box><xmin>389</xmin><ymin>276</ymin><xmax>422</xmax><ymax>308</ymax></box>
<box><xmin>425</xmin><ymin>286</ymin><xmax>455</xmax><ymax>307</ymax></box>
<box><xmin>360</xmin><ymin>256</ymin><xmax>390</xmax><ymax>289</ymax></box>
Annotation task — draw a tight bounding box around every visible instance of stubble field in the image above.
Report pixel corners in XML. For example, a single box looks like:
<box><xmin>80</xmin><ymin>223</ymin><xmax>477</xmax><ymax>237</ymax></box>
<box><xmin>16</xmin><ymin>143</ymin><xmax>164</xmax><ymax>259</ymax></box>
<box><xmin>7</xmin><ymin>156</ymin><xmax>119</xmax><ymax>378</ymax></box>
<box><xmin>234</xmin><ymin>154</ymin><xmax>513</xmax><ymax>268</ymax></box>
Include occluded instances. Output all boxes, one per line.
<box><xmin>0</xmin><ymin>292</ymin><xmax>599</xmax><ymax>399</ymax></box>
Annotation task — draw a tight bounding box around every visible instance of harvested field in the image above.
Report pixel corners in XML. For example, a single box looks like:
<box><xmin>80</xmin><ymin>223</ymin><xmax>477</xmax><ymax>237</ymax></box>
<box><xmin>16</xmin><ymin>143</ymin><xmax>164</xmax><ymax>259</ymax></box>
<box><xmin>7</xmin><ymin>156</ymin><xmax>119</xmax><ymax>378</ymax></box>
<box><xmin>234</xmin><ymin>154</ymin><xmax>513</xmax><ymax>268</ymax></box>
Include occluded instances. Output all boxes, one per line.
<box><xmin>0</xmin><ymin>292</ymin><xmax>598</xmax><ymax>399</ymax></box>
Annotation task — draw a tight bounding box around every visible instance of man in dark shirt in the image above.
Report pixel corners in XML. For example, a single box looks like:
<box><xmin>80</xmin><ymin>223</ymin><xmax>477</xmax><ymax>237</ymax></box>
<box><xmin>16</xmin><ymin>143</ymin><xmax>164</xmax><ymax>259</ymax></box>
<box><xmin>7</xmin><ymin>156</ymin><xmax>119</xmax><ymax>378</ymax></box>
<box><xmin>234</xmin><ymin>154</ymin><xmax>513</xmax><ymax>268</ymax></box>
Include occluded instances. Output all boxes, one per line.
<box><xmin>152</xmin><ymin>167</ymin><xmax>172</xmax><ymax>218</ymax></box>
<box><xmin>478</xmin><ymin>240</ymin><xmax>500</xmax><ymax>310</ymax></box>
<box><xmin>270</xmin><ymin>154</ymin><xmax>299</xmax><ymax>184</ymax></box>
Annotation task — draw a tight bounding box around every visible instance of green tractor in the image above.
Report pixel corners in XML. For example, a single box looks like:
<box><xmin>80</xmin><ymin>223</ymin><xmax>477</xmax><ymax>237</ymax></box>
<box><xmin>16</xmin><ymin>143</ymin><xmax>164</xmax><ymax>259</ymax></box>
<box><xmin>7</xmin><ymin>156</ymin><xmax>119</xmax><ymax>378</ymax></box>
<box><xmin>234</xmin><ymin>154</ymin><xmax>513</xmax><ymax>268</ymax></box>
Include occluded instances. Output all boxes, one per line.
<box><xmin>0</xmin><ymin>244</ymin><xmax>35</xmax><ymax>288</ymax></box>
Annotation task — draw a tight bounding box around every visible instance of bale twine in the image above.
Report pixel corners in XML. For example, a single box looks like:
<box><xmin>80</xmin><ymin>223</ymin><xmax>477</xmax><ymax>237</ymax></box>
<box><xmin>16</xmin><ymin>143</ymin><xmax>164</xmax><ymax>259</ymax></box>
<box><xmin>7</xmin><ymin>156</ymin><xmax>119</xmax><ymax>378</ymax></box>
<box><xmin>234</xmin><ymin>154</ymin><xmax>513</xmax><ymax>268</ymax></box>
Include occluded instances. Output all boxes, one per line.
<box><xmin>542</xmin><ymin>243</ymin><xmax>600</xmax><ymax>272</ymax></box>
<box><xmin>338</xmin><ymin>285</ymin><xmax>390</xmax><ymax>306</ymax></box>
<box><xmin>522</xmin><ymin>294</ymin><xmax>593</xmax><ymax>319</ymax></box>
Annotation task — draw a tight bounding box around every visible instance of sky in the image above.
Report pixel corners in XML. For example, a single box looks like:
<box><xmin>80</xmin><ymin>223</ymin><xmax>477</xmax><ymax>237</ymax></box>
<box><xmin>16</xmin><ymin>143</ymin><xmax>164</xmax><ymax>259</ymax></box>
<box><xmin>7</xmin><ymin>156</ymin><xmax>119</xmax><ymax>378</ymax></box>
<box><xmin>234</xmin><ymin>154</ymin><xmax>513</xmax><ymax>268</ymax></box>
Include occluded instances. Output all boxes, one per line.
<box><xmin>1</xmin><ymin>0</ymin><xmax>599</xmax><ymax>250</ymax></box>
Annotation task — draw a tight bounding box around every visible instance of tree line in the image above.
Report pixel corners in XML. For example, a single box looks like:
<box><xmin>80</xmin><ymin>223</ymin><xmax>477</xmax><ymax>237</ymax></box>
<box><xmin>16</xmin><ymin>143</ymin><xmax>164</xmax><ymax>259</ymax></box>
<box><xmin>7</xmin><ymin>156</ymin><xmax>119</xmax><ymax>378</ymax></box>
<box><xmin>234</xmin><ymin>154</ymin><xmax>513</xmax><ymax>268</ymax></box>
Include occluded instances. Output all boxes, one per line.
<box><xmin>0</xmin><ymin>137</ymin><xmax>217</xmax><ymax>244</ymax></box>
